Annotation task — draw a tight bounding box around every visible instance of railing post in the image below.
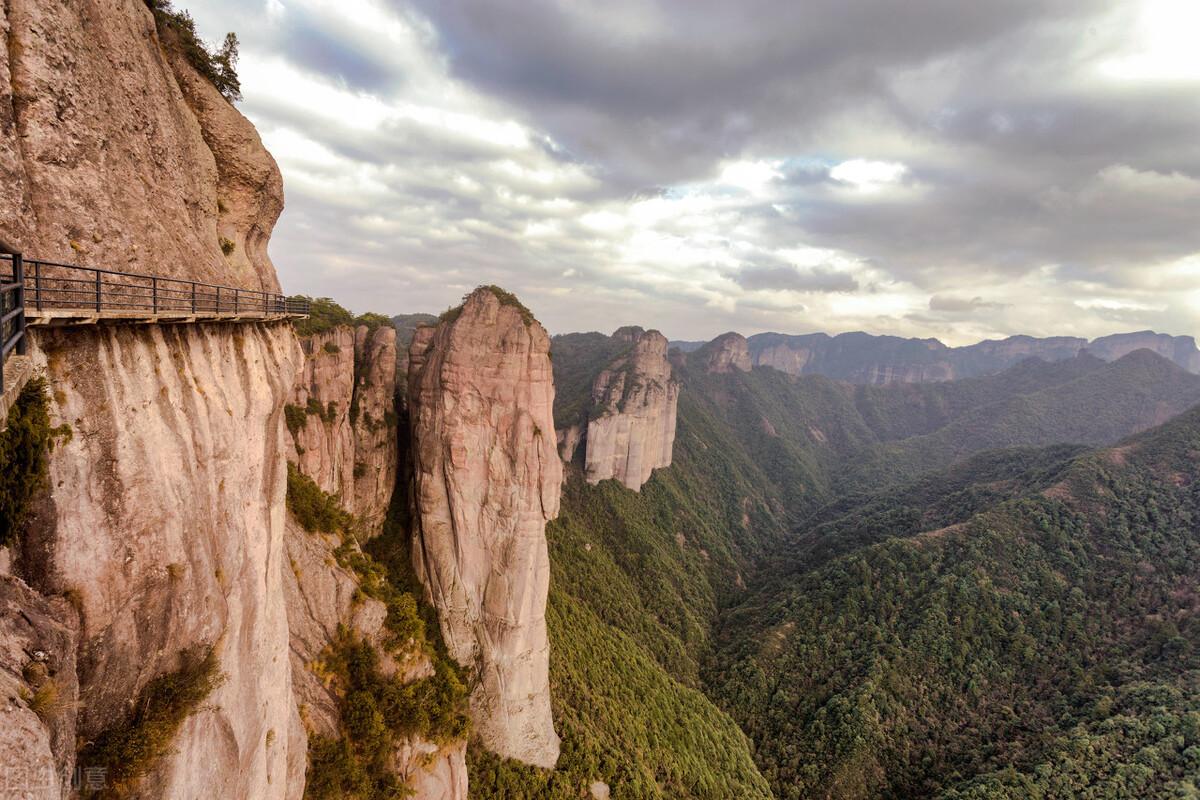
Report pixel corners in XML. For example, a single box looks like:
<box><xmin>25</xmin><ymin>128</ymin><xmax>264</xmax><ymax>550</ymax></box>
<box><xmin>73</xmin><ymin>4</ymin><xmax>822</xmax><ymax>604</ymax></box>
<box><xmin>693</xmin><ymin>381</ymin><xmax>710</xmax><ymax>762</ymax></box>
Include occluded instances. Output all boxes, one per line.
<box><xmin>234</xmin><ymin>289</ymin><xmax>239</xmax><ymax>314</ymax></box>
<box><xmin>95</xmin><ymin>269</ymin><xmax>102</xmax><ymax>312</ymax></box>
<box><xmin>191</xmin><ymin>281</ymin><xmax>197</xmax><ymax>313</ymax></box>
<box><xmin>216</xmin><ymin>285</ymin><xmax>221</xmax><ymax>314</ymax></box>
<box><xmin>33</xmin><ymin>259</ymin><xmax>42</xmax><ymax>311</ymax></box>
<box><xmin>13</xmin><ymin>251</ymin><xmax>25</xmax><ymax>356</ymax></box>
<box><xmin>152</xmin><ymin>277</ymin><xmax>158</xmax><ymax>313</ymax></box>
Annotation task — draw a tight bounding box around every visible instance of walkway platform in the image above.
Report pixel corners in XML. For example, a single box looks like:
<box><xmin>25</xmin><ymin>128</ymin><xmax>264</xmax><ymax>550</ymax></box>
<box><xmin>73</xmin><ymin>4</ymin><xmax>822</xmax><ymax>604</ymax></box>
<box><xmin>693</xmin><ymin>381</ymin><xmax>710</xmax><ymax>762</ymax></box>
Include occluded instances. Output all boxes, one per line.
<box><xmin>26</xmin><ymin>309</ymin><xmax>309</xmax><ymax>327</ymax></box>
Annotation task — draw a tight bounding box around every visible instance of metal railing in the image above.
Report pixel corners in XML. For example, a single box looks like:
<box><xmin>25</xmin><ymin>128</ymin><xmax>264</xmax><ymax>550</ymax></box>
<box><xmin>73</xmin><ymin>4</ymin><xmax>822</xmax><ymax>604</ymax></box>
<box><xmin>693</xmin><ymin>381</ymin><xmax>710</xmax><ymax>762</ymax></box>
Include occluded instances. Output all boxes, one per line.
<box><xmin>0</xmin><ymin>243</ymin><xmax>26</xmax><ymax>391</ymax></box>
<box><xmin>0</xmin><ymin>253</ymin><xmax>310</xmax><ymax>318</ymax></box>
<box><xmin>0</xmin><ymin>248</ymin><xmax>309</xmax><ymax>389</ymax></box>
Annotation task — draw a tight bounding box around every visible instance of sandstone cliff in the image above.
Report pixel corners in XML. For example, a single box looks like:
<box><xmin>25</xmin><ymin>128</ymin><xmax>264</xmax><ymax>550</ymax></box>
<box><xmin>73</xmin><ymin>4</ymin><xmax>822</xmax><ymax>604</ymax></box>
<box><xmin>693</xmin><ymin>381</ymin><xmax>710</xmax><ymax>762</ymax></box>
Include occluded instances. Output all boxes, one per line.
<box><xmin>0</xmin><ymin>3</ymin><xmax>467</xmax><ymax>797</ymax></box>
<box><xmin>288</xmin><ymin>324</ymin><xmax>399</xmax><ymax>532</ymax></box>
<box><xmin>0</xmin><ymin>0</ymin><xmax>281</xmax><ymax>289</ymax></box>
<box><xmin>1088</xmin><ymin>331</ymin><xmax>1200</xmax><ymax>373</ymax></box>
<box><xmin>407</xmin><ymin>288</ymin><xmax>562</xmax><ymax>768</ymax></box>
<box><xmin>20</xmin><ymin>322</ymin><xmax>302</xmax><ymax>799</ymax></box>
<box><xmin>699</xmin><ymin>332</ymin><xmax>753</xmax><ymax>373</ymax></box>
<box><xmin>584</xmin><ymin>327</ymin><xmax>680</xmax><ymax>490</ymax></box>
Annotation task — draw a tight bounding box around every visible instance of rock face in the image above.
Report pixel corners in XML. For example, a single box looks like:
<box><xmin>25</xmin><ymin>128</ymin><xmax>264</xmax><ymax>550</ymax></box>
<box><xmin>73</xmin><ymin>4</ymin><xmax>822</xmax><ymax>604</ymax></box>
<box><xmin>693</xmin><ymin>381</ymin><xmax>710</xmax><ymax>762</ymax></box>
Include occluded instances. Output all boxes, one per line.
<box><xmin>584</xmin><ymin>327</ymin><xmax>680</xmax><ymax>490</ymax></box>
<box><xmin>1088</xmin><ymin>331</ymin><xmax>1200</xmax><ymax>373</ymax></box>
<box><xmin>700</xmin><ymin>332</ymin><xmax>753</xmax><ymax>373</ymax></box>
<box><xmin>0</xmin><ymin>0</ymin><xmax>281</xmax><ymax>290</ymax></box>
<box><xmin>23</xmin><ymin>322</ymin><xmax>302</xmax><ymax>800</ymax></box>
<box><xmin>0</xmin><ymin>574</ymin><xmax>78</xmax><ymax>799</ymax></box>
<box><xmin>407</xmin><ymin>288</ymin><xmax>562</xmax><ymax>768</ymax></box>
<box><xmin>289</xmin><ymin>324</ymin><xmax>399</xmax><ymax>531</ymax></box>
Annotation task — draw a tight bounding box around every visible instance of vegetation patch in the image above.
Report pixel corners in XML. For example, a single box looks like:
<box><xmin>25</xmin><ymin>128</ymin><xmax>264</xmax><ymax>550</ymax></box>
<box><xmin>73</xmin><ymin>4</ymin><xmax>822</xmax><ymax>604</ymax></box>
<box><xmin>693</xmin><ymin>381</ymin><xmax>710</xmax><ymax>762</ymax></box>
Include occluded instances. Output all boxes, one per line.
<box><xmin>439</xmin><ymin>285</ymin><xmax>538</xmax><ymax>327</ymax></box>
<box><xmin>0</xmin><ymin>377</ymin><xmax>69</xmax><ymax>547</ymax></box>
<box><xmin>291</xmin><ymin>297</ymin><xmax>397</xmax><ymax>338</ymax></box>
<box><xmin>292</xmin><ymin>297</ymin><xmax>355</xmax><ymax>337</ymax></box>
<box><xmin>285</xmin><ymin>403</ymin><xmax>308</xmax><ymax>438</ymax></box>
<box><xmin>306</xmin><ymin>397</ymin><xmax>338</xmax><ymax>424</ymax></box>
<box><xmin>287</xmin><ymin>463</ymin><xmax>354</xmax><ymax>535</ymax></box>
<box><xmin>78</xmin><ymin>646</ymin><xmax>224</xmax><ymax>797</ymax></box>
<box><xmin>144</xmin><ymin>0</ymin><xmax>241</xmax><ymax>102</ymax></box>
<box><xmin>354</xmin><ymin>312</ymin><xmax>393</xmax><ymax>336</ymax></box>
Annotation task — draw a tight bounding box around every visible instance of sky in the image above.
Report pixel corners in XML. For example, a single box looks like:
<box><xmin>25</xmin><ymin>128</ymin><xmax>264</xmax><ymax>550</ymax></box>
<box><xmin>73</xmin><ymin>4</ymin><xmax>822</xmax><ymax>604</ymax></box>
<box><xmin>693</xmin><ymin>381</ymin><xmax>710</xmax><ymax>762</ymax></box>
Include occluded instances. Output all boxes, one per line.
<box><xmin>182</xmin><ymin>0</ymin><xmax>1200</xmax><ymax>344</ymax></box>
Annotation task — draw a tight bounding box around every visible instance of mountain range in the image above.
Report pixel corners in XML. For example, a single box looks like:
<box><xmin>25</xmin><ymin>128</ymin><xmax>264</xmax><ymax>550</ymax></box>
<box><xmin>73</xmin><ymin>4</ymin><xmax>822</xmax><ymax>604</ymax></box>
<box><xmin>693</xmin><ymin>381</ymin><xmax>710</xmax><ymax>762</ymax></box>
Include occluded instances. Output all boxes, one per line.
<box><xmin>670</xmin><ymin>329</ymin><xmax>1200</xmax><ymax>384</ymax></box>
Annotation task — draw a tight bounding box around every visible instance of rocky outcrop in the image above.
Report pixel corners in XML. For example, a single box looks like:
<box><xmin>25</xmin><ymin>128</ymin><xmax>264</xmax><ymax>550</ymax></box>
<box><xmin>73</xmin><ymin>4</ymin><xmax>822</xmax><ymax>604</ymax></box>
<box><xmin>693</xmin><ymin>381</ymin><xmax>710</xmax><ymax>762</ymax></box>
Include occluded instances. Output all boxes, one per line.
<box><xmin>407</xmin><ymin>288</ymin><xmax>561</xmax><ymax>768</ymax></box>
<box><xmin>1088</xmin><ymin>331</ymin><xmax>1200</xmax><ymax>373</ymax></box>
<box><xmin>0</xmin><ymin>0</ymin><xmax>282</xmax><ymax>289</ymax></box>
<box><xmin>351</xmin><ymin>326</ymin><xmax>400</xmax><ymax>524</ymax></box>
<box><xmin>289</xmin><ymin>325</ymin><xmax>399</xmax><ymax>531</ymax></box>
<box><xmin>584</xmin><ymin>327</ymin><xmax>679</xmax><ymax>490</ymax></box>
<box><xmin>21</xmin><ymin>322</ymin><xmax>302</xmax><ymax>799</ymax></box>
<box><xmin>282</xmin><ymin>515</ymin><xmax>467</xmax><ymax>799</ymax></box>
<box><xmin>700</xmin><ymin>332</ymin><xmax>752</xmax><ymax>373</ymax></box>
<box><xmin>0</xmin><ymin>574</ymin><xmax>79</xmax><ymax>799</ymax></box>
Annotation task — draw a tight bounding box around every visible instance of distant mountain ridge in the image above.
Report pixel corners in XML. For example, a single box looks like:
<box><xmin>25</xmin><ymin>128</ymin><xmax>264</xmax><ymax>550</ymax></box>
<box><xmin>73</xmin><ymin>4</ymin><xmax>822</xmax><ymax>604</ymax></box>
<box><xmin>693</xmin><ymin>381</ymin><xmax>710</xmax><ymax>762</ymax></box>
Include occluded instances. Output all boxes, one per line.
<box><xmin>669</xmin><ymin>329</ymin><xmax>1200</xmax><ymax>384</ymax></box>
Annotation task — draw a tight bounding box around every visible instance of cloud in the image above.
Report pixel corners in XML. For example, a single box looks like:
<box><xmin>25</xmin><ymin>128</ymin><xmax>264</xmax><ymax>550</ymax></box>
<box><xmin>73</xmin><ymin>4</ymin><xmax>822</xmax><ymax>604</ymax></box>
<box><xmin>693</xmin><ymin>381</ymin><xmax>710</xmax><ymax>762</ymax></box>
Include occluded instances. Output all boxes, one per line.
<box><xmin>735</xmin><ymin>264</ymin><xmax>858</xmax><ymax>293</ymax></box>
<box><xmin>178</xmin><ymin>0</ymin><xmax>1200</xmax><ymax>345</ymax></box>
<box><xmin>929</xmin><ymin>295</ymin><xmax>1004</xmax><ymax>313</ymax></box>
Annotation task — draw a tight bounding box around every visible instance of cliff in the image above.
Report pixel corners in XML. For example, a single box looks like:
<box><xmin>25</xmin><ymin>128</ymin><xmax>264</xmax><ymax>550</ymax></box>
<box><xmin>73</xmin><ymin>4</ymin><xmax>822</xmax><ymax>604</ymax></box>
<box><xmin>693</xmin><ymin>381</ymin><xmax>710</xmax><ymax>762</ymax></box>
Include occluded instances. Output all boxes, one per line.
<box><xmin>584</xmin><ymin>327</ymin><xmax>680</xmax><ymax>490</ymax></box>
<box><xmin>407</xmin><ymin>288</ymin><xmax>562</xmax><ymax>768</ymax></box>
<box><xmin>0</xmin><ymin>3</ymin><xmax>465</xmax><ymax>797</ymax></box>
<box><xmin>288</xmin><ymin>323</ymin><xmax>399</xmax><ymax>531</ymax></box>
<box><xmin>20</xmin><ymin>322</ymin><xmax>302</xmax><ymax>798</ymax></box>
<box><xmin>1088</xmin><ymin>331</ymin><xmax>1200</xmax><ymax>372</ymax></box>
<box><xmin>0</xmin><ymin>0</ymin><xmax>281</xmax><ymax>289</ymax></box>
<box><xmin>698</xmin><ymin>332</ymin><xmax>752</xmax><ymax>373</ymax></box>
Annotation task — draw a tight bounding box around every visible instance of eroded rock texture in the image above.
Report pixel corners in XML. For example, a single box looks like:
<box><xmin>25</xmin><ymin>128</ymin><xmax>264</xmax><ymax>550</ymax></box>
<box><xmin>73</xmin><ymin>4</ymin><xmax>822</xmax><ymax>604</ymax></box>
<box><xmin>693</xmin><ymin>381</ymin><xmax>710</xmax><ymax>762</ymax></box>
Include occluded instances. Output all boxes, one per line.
<box><xmin>0</xmin><ymin>574</ymin><xmax>78</xmax><ymax>799</ymax></box>
<box><xmin>0</xmin><ymin>0</ymin><xmax>281</xmax><ymax>290</ymax></box>
<box><xmin>25</xmin><ymin>322</ymin><xmax>302</xmax><ymax>799</ymax></box>
<box><xmin>407</xmin><ymin>288</ymin><xmax>562</xmax><ymax>768</ymax></box>
<box><xmin>289</xmin><ymin>324</ymin><xmax>399</xmax><ymax>531</ymax></box>
<box><xmin>584</xmin><ymin>327</ymin><xmax>679</xmax><ymax>490</ymax></box>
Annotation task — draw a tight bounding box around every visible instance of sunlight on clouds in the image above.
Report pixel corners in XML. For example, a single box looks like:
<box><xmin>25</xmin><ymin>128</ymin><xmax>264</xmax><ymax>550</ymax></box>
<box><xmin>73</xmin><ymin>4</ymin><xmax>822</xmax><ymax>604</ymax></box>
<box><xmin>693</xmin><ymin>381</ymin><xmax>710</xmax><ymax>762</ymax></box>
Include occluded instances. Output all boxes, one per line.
<box><xmin>718</xmin><ymin>159</ymin><xmax>783</xmax><ymax>195</ymax></box>
<box><xmin>829</xmin><ymin>159</ymin><xmax>908</xmax><ymax>192</ymax></box>
<box><xmin>1100</xmin><ymin>0</ymin><xmax>1200</xmax><ymax>81</ymax></box>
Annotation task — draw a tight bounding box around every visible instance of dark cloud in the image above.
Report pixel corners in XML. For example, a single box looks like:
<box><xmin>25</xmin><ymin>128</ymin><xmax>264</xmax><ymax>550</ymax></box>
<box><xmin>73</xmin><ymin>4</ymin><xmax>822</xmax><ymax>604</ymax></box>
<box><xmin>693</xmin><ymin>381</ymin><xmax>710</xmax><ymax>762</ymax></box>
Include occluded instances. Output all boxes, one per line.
<box><xmin>735</xmin><ymin>263</ymin><xmax>858</xmax><ymax>293</ymax></box>
<box><xmin>404</xmin><ymin>0</ymin><xmax>1117</xmax><ymax>183</ymax></box>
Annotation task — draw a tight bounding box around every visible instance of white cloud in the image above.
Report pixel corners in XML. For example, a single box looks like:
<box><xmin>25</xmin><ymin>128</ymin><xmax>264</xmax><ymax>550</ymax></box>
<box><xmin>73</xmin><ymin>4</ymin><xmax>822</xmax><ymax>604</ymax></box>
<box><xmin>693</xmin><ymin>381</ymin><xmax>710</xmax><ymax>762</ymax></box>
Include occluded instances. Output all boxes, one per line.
<box><xmin>829</xmin><ymin>159</ymin><xmax>909</xmax><ymax>192</ymax></box>
<box><xmin>1099</xmin><ymin>0</ymin><xmax>1200</xmax><ymax>82</ymax></box>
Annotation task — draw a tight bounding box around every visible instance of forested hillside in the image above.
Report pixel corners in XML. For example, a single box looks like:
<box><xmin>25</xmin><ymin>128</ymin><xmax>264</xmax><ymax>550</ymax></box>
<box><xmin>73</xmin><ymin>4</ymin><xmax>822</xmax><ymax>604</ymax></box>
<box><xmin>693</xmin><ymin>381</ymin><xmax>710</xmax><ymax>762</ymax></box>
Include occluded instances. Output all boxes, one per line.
<box><xmin>709</xmin><ymin>407</ymin><xmax>1200</xmax><ymax>799</ymax></box>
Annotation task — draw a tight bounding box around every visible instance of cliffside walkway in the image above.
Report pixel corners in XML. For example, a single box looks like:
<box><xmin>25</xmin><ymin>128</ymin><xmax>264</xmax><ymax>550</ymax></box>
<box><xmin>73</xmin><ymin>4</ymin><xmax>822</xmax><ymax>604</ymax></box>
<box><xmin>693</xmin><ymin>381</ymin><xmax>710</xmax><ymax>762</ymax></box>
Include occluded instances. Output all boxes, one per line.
<box><xmin>0</xmin><ymin>244</ymin><xmax>310</xmax><ymax>417</ymax></box>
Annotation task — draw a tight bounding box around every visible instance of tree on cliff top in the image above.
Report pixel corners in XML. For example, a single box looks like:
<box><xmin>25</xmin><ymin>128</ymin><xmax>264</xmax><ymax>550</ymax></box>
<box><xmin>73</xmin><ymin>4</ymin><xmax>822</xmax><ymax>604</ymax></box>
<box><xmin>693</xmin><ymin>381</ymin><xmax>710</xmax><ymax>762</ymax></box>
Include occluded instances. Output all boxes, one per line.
<box><xmin>145</xmin><ymin>0</ymin><xmax>242</xmax><ymax>102</ymax></box>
